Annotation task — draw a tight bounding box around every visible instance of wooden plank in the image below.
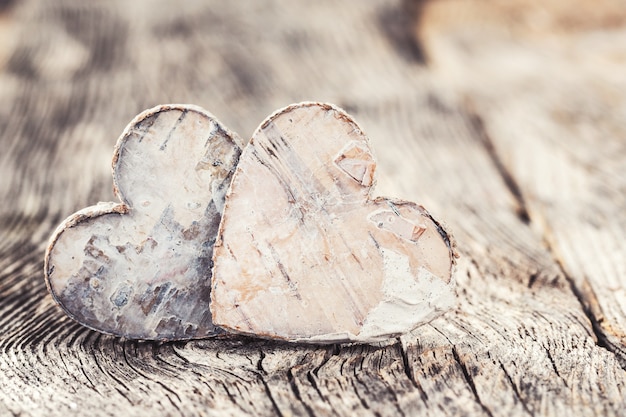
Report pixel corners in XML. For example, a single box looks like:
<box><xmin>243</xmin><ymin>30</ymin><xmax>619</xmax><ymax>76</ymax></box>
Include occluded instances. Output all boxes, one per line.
<box><xmin>0</xmin><ymin>0</ymin><xmax>624</xmax><ymax>416</ymax></box>
<box><xmin>418</xmin><ymin>0</ymin><xmax>626</xmax><ymax>363</ymax></box>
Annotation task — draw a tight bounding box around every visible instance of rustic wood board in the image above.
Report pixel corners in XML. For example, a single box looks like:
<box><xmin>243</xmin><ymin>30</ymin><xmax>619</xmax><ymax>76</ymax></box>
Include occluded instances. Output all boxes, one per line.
<box><xmin>418</xmin><ymin>0</ymin><xmax>626</xmax><ymax>365</ymax></box>
<box><xmin>0</xmin><ymin>0</ymin><xmax>624</xmax><ymax>416</ymax></box>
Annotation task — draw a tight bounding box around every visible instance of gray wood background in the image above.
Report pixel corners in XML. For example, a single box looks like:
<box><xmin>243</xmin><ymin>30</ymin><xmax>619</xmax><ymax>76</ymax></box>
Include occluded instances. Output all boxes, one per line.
<box><xmin>1</xmin><ymin>0</ymin><xmax>625</xmax><ymax>415</ymax></box>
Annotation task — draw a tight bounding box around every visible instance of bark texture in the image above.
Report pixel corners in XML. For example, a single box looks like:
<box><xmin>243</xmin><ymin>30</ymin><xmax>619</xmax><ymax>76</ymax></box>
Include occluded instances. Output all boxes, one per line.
<box><xmin>211</xmin><ymin>102</ymin><xmax>455</xmax><ymax>343</ymax></box>
<box><xmin>45</xmin><ymin>105</ymin><xmax>242</xmax><ymax>340</ymax></box>
<box><xmin>1</xmin><ymin>0</ymin><xmax>625</xmax><ymax>416</ymax></box>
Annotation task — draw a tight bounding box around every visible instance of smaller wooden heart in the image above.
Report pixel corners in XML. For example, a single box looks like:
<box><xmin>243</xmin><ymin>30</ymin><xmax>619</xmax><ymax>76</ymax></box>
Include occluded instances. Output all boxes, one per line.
<box><xmin>45</xmin><ymin>105</ymin><xmax>242</xmax><ymax>340</ymax></box>
<box><xmin>211</xmin><ymin>102</ymin><xmax>456</xmax><ymax>343</ymax></box>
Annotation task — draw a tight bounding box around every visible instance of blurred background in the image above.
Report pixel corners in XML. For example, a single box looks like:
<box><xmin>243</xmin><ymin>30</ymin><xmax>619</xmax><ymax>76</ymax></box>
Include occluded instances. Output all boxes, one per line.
<box><xmin>1</xmin><ymin>0</ymin><xmax>624</xmax><ymax>225</ymax></box>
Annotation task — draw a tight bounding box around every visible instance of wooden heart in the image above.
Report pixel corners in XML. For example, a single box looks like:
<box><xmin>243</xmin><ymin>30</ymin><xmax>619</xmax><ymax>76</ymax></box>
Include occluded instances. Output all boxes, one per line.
<box><xmin>211</xmin><ymin>102</ymin><xmax>456</xmax><ymax>343</ymax></box>
<box><xmin>45</xmin><ymin>105</ymin><xmax>242</xmax><ymax>340</ymax></box>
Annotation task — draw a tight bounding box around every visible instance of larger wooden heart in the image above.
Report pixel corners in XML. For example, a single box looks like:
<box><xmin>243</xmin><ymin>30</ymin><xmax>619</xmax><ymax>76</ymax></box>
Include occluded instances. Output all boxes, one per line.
<box><xmin>45</xmin><ymin>105</ymin><xmax>242</xmax><ymax>340</ymax></box>
<box><xmin>211</xmin><ymin>102</ymin><xmax>455</xmax><ymax>343</ymax></box>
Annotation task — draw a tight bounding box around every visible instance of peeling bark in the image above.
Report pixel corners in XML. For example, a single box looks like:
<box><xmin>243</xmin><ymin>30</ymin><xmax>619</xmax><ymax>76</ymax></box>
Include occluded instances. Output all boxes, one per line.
<box><xmin>44</xmin><ymin>105</ymin><xmax>242</xmax><ymax>340</ymax></box>
<box><xmin>211</xmin><ymin>103</ymin><xmax>455</xmax><ymax>343</ymax></box>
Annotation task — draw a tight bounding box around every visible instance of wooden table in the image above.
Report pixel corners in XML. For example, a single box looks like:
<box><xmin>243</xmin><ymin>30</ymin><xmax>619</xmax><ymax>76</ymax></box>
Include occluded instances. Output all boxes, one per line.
<box><xmin>1</xmin><ymin>0</ymin><xmax>625</xmax><ymax>415</ymax></box>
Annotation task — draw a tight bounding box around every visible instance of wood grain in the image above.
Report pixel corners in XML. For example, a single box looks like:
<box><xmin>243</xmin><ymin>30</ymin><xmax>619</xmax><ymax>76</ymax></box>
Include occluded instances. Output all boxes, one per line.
<box><xmin>418</xmin><ymin>0</ymin><xmax>626</xmax><ymax>365</ymax></box>
<box><xmin>1</xmin><ymin>0</ymin><xmax>625</xmax><ymax>416</ymax></box>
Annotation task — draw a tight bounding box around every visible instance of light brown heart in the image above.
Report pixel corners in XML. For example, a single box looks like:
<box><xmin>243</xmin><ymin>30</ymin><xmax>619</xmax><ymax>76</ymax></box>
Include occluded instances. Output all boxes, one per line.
<box><xmin>45</xmin><ymin>104</ymin><xmax>242</xmax><ymax>340</ymax></box>
<box><xmin>211</xmin><ymin>102</ymin><xmax>456</xmax><ymax>343</ymax></box>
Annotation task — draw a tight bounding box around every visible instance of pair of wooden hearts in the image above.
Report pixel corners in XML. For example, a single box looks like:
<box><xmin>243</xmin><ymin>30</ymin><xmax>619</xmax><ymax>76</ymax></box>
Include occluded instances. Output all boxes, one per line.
<box><xmin>45</xmin><ymin>103</ymin><xmax>456</xmax><ymax>343</ymax></box>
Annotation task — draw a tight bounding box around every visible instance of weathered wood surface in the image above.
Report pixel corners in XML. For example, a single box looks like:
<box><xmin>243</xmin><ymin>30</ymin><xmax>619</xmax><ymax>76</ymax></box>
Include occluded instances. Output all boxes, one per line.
<box><xmin>0</xmin><ymin>0</ymin><xmax>624</xmax><ymax>416</ymax></box>
<box><xmin>418</xmin><ymin>0</ymin><xmax>626</xmax><ymax>363</ymax></box>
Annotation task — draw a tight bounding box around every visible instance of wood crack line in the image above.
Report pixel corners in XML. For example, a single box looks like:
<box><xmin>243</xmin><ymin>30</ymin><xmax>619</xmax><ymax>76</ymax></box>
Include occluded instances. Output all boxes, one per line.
<box><xmin>287</xmin><ymin>368</ymin><xmax>316</xmax><ymax>417</ymax></box>
<box><xmin>398</xmin><ymin>338</ymin><xmax>429</xmax><ymax>402</ymax></box>
<box><xmin>122</xmin><ymin>342</ymin><xmax>183</xmax><ymax>410</ymax></box>
<box><xmin>451</xmin><ymin>346</ymin><xmax>494</xmax><ymax>417</ymax></box>
<box><xmin>256</xmin><ymin>350</ymin><xmax>286</xmax><ymax>417</ymax></box>
<box><xmin>498</xmin><ymin>361</ymin><xmax>533</xmax><ymax>416</ymax></box>
<box><xmin>259</xmin><ymin>375</ymin><xmax>285</xmax><ymax>417</ymax></box>
<box><xmin>466</xmin><ymin>104</ymin><xmax>530</xmax><ymax>224</ymax></box>
<box><xmin>466</xmin><ymin>102</ymin><xmax>626</xmax><ymax>369</ymax></box>
<box><xmin>553</xmin><ymin>257</ymin><xmax>626</xmax><ymax>369</ymax></box>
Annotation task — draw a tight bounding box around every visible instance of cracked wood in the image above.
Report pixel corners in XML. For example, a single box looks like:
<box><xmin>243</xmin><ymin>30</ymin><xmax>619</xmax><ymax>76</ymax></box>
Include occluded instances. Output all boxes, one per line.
<box><xmin>1</xmin><ymin>0</ymin><xmax>625</xmax><ymax>416</ymax></box>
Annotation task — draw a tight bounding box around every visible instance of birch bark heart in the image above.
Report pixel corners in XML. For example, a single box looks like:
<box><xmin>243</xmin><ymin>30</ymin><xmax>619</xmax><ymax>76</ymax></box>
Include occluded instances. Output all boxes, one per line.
<box><xmin>211</xmin><ymin>102</ymin><xmax>456</xmax><ymax>343</ymax></box>
<box><xmin>45</xmin><ymin>105</ymin><xmax>241</xmax><ymax>340</ymax></box>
